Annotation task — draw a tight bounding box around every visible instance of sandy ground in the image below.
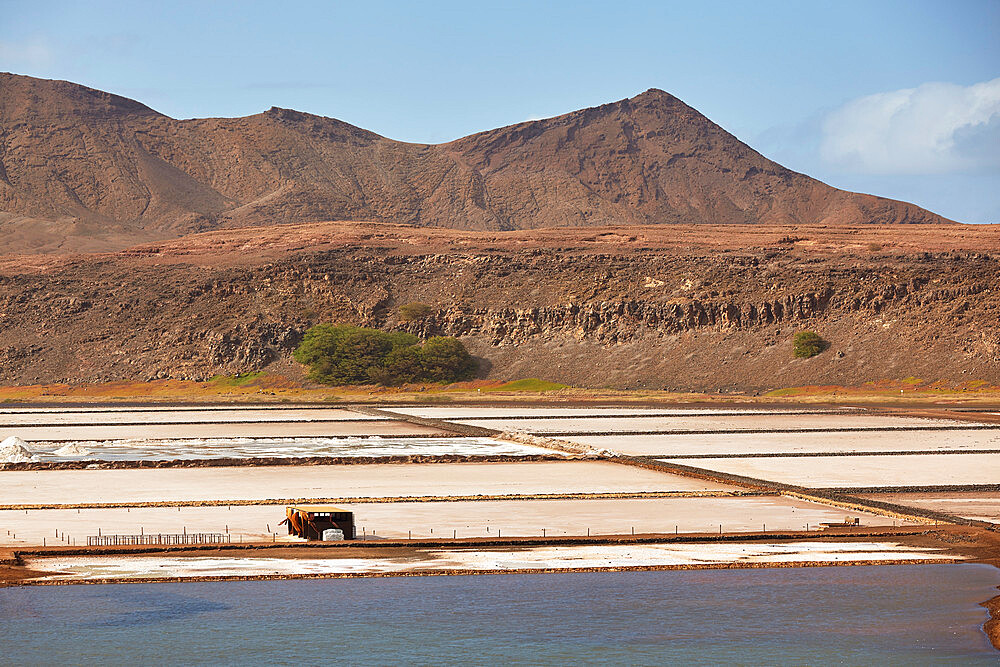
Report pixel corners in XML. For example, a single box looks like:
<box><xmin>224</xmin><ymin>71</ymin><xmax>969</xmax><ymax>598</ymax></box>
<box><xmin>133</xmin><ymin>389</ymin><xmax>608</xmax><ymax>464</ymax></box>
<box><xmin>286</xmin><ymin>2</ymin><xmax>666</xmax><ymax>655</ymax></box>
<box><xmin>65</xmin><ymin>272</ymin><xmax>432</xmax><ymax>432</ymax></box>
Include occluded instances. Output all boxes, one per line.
<box><xmin>0</xmin><ymin>495</ymin><xmax>911</xmax><ymax>546</ymax></box>
<box><xmin>393</xmin><ymin>407</ymin><xmax>851</xmax><ymax>419</ymax></box>
<box><xmin>569</xmin><ymin>429</ymin><xmax>1000</xmax><ymax>456</ymax></box>
<box><xmin>24</xmin><ymin>541</ymin><xmax>956</xmax><ymax>580</ymax></box>
<box><xmin>456</xmin><ymin>414</ymin><xmax>969</xmax><ymax>434</ymax></box>
<box><xmin>0</xmin><ymin>408</ymin><xmax>381</xmax><ymax>425</ymax></box>
<box><xmin>858</xmin><ymin>492</ymin><xmax>1000</xmax><ymax>524</ymax></box>
<box><xmin>0</xmin><ymin>460</ymin><xmax>737</xmax><ymax>506</ymax></box>
<box><xmin>0</xmin><ymin>420</ymin><xmax>448</xmax><ymax>441</ymax></box>
<box><xmin>666</xmin><ymin>453</ymin><xmax>1000</xmax><ymax>488</ymax></box>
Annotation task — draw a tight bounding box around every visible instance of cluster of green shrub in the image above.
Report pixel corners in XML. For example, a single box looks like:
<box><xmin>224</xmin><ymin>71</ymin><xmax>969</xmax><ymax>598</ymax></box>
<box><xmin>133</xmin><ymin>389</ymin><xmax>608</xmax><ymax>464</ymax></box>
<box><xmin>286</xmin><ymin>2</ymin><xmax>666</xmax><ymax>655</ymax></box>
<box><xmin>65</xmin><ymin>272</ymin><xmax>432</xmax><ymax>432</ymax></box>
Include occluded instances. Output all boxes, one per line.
<box><xmin>397</xmin><ymin>302</ymin><xmax>433</xmax><ymax>321</ymax></box>
<box><xmin>293</xmin><ymin>324</ymin><xmax>477</xmax><ymax>386</ymax></box>
<box><xmin>792</xmin><ymin>330</ymin><xmax>827</xmax><ymax>358</ymax></box>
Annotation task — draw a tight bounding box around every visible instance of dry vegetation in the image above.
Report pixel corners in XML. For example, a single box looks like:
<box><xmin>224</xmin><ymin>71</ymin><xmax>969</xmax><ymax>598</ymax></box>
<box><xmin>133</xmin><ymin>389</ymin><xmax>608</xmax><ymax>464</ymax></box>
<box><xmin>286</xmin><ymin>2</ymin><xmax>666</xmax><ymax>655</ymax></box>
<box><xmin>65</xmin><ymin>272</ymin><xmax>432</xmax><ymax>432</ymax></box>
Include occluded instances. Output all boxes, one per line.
<box><xmin>1</xmin><ymin>374</ymin><xmax>998</xmax><ymax>406</ymax></box>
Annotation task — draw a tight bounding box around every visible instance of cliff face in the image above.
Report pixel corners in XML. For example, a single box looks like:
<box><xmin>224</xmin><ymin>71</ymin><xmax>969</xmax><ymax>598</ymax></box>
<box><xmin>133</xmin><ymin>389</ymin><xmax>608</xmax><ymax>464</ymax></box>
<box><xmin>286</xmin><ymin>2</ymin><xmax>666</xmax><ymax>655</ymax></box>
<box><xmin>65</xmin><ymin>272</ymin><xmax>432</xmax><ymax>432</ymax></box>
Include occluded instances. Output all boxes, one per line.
<box><xmin>0</xmin><ymin>74</ymin><xmax>951</xmax><ymax>253</ymax></box>
<box><xmin>0</xmin><ymin>223</ymin><xmax>995</xmax><ymax>391</ymax></box>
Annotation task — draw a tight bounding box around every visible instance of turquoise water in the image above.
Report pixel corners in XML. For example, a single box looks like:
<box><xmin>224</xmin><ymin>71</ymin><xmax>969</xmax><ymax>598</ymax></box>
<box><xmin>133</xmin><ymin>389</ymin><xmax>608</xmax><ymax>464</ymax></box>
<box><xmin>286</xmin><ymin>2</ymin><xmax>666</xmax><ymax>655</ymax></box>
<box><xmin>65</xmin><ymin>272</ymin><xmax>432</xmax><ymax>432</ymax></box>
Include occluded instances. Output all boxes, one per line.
<box><xmin>1</xmin><ymin>564</ymin><xmax>997</xmax><ymax>665</ymax></box>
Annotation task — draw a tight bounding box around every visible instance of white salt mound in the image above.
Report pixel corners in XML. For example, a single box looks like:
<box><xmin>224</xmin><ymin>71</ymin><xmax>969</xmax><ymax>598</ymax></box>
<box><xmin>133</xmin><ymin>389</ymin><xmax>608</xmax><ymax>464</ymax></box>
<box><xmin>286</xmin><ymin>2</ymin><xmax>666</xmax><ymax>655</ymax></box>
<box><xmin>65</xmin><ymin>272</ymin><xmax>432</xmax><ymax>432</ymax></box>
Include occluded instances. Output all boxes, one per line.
<box><xmin>0</xmin><ymin>436</ymin><xmax>37</xmax><ymax>463</ymax></box>
<box><xmin>54</xmin><ymin>443</ymin><xmax>92</xmax><ymax>456</ymax></box>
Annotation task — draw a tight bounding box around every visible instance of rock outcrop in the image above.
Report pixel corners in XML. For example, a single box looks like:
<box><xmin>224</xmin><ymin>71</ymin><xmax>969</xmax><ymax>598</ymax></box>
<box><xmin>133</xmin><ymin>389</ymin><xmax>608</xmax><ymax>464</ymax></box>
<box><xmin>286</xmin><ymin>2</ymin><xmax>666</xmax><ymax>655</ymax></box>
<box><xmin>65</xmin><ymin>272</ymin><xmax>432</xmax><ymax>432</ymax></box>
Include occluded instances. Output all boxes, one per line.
<box><xmin>0</xmin><ymin>222</ymin><xmax>995</xmax><ymax>391</ymax></box>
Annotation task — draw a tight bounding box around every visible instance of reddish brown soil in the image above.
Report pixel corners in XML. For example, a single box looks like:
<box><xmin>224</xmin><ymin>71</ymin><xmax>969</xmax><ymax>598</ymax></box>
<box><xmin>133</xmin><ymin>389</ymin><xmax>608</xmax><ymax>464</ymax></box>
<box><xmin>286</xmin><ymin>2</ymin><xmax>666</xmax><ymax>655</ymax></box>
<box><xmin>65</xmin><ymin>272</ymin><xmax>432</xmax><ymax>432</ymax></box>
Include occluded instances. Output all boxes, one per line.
<box><xmin>0</xmin><ymin>548</ymin><xmax>48</xmax><ymax>584</ymax></box>
<box><xmin>3</xmin><ymin>220</ymin><xmax>992</xmax><ymax>274</ymax></box>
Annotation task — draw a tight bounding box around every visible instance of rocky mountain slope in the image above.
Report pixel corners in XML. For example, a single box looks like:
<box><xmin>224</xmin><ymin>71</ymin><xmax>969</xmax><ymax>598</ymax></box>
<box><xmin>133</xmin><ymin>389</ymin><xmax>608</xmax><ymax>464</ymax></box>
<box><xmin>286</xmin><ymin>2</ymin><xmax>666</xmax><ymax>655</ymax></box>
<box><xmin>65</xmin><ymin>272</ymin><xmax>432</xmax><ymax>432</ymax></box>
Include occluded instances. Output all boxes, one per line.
<box><xmin>0</xmin><ymin>222</ymin><xmax>995</xmax><ymax>391</ymax></box>
<box><xmin>0</xmin><ymin>73</ymin><xmax>951</xmax><ymax>253</ymax></box>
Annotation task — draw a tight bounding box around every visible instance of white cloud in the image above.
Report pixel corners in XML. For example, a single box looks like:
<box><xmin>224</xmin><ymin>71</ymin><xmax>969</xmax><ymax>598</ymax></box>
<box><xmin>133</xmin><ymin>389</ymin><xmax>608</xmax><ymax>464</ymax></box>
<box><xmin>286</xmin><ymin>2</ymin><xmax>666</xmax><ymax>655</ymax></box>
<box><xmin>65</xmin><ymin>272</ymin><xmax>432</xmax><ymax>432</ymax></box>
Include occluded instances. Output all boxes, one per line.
<box><xmin>820</xmin><ymin>78</ymin><xmax>1000</xmax><ymax>174</ymax></box>
<box><xmin>0</xmin><ymin>37</ymin><xmax>55</xmax><ymax>70</ymax></box>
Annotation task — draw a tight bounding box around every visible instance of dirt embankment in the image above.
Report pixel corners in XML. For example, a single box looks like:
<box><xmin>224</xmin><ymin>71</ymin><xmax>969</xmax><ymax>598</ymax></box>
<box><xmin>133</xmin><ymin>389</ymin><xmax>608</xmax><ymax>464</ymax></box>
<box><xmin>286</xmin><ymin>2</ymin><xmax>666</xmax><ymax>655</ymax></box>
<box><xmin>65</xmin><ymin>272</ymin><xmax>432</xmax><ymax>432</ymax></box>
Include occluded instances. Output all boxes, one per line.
<box><xmin>0</xmin><ymin>453</ymin><xmax>574</xmax><ymax>472</ymax></box>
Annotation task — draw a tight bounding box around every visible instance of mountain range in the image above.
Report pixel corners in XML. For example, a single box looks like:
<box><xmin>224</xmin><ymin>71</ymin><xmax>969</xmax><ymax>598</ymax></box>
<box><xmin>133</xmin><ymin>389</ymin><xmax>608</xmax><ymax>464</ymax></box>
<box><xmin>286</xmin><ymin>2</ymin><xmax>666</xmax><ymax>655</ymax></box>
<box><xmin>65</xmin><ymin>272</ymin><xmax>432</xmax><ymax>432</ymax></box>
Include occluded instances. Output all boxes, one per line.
<box><xmin>0</xmin><ymin>73</ymin><xmax>951</xmax><ymax>253</ymax></box>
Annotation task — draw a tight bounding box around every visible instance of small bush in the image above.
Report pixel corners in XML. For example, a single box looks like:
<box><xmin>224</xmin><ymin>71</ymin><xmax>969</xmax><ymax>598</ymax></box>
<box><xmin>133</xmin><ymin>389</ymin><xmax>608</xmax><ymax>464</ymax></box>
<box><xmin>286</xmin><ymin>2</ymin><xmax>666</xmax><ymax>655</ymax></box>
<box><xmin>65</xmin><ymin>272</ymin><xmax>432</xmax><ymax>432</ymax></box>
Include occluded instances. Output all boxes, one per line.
<box><xmin>793</xmin><ymin>331</ymin><xmax>827</xmax><ymax>358</ymax></box>
<box><xmin>486</xmin><ymin>378</ymin><xmax>568</xmax><ymax>392</ymax></box>
<box><xmin>294</xmin><ymin>323</ymin><xmax>475</xmax><ymax>386</ymax></box>
<box><xmin>210</xmin><ymin>372</ymin><xmax>264</xmax><ymax>387</ymax></box>
<box><xmin>399</xmin><ymin>302</ymin><xmax>433</xmax><ymax>321</ymax></box>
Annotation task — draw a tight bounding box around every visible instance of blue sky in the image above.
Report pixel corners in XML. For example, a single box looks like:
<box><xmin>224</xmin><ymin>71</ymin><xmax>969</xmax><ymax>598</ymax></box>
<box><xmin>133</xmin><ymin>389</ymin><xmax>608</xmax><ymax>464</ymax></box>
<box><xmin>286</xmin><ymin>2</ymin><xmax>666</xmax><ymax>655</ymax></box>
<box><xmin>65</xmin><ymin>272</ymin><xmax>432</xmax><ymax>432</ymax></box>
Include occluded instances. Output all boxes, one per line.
<box><xmin>2</xmin><ymin>0</ymin><xmax>997</xmax><ymax>222</ymax></box>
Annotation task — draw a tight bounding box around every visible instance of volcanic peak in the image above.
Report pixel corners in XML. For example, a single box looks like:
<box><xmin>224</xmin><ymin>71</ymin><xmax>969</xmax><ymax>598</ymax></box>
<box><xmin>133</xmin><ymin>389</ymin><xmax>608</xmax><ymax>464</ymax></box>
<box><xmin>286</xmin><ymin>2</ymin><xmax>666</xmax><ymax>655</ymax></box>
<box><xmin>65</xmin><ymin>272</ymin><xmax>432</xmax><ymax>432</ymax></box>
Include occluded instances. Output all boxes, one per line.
<box><xmin>0</xmin><ymin>73</ymin><xmax>953</xmax><ymax>254</ymax></box>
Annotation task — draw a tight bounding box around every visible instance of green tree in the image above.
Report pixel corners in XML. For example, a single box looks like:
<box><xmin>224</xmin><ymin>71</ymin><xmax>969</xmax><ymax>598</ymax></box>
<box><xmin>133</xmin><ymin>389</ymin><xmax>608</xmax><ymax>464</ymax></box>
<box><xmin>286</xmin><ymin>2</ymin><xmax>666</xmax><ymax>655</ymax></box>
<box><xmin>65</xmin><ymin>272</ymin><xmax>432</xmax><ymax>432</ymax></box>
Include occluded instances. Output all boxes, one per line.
<box><xmin>330</xmin><ymin>329</ymin><xmax>395</xmax><ymax>384</ymax></box>
<box><xmin>420</xmin><ymin>336</ymin><xmax>477</xmax><ymax>382</ymax></box>
<box><xmin>371</xmin><ymin>346</ymin><xmax>425</xmax><ymax>385</ymax></box>
<box><xmin>293</xmin><ymin>324</ymin><xmax>357</xmax><ymax>383</ymax></box>
<box><xmin>793</xmin><ymin>330</ymin><xmax>827</xmax><ymax>358</ymax></box>
<box><xmin>294</xmin><ymin>324</ymin><xmax>477</xmax><ymax>386</ymax></box>
<box><xmin>292</xmin><ymin>323</ymin><xmax>350</xmax><ymax>366</ymax></box>
<box><xmin>384</xmin><ymin>331</ymin><xmax>419</xmax><ymax>350</ymax></box>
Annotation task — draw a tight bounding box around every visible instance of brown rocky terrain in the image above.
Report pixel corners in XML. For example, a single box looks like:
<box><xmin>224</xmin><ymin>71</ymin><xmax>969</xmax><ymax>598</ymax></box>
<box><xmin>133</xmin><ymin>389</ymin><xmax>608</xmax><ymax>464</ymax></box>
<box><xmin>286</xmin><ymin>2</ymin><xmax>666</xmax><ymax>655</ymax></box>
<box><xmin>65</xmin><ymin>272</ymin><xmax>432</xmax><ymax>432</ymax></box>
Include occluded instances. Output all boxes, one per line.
<box><xmin>0</xmin><ymin>221</ymin><xmax>996</xmax><ymax>391</ymax></box>
<box><xmin>0</xmin><ymin>74</ymin><xmax>989</xmax><ymax>391</ymax></box>
<box><xmin>0</xmin><ymin>73</ymin><xmax>951</xmax><ymax>254</ymax></box>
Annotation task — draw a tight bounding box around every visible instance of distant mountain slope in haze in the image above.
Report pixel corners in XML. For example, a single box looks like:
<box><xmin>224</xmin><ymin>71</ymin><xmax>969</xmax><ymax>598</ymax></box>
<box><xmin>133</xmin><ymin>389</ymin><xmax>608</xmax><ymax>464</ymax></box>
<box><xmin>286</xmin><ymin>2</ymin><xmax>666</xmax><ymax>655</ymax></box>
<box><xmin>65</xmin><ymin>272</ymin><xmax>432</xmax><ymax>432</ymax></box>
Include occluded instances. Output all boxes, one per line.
<box><xmin>0</xmin><ymin>73</ymin><xmax>952</xmax><ymax>252</ymax></box>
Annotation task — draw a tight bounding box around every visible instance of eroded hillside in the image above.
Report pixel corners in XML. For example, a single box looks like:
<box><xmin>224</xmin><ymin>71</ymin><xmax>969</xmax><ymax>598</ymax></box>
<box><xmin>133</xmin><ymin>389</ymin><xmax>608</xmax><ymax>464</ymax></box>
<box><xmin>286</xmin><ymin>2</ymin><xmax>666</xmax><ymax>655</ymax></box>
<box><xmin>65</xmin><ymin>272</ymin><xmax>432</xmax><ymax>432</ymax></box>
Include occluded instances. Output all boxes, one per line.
<box><xmin>0</xmin><ymin>222</ymin><xmax>995</xmax><ymax>391</ymax></box>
